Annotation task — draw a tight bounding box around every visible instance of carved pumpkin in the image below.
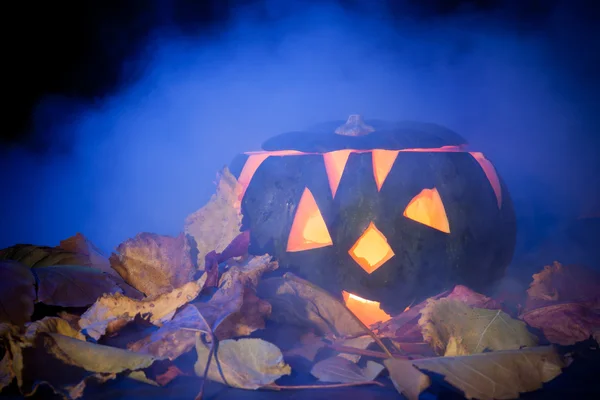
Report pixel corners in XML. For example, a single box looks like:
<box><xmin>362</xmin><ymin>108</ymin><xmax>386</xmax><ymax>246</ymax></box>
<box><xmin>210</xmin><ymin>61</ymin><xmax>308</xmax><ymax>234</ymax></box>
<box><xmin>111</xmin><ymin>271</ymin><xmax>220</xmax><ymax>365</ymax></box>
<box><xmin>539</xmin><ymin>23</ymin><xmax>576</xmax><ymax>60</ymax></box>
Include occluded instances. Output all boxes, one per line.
<box><xmin>230</xmin><ymin>116</ymin><xmax>516</xmax><ymax>315</ymax></box>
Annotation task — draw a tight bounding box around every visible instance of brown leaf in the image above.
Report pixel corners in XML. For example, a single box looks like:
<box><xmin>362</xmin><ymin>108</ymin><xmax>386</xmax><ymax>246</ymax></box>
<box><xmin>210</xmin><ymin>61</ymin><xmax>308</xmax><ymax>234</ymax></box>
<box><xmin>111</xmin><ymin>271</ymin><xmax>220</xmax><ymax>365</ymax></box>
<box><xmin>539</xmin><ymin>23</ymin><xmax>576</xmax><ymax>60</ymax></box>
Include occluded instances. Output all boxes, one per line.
<box><xmin>128</xmin><ymin>304</ymin><xmax>209</xmax><ymax>359</ymax></box>
<box><xmin>79</xmin><ymin>277</ymin><xmax>205</xmax><ymax>340</ymax></box>
<box><xmin>311</xmin><ymin>356</ymin><xmax>384</xmax><ymax>383</ymax></box>
<box><xmin>194</xmin><ymin>336</ymin><xmax>291</xmax><ymax>389</ymax></box>
<box><xmin>194</xmin><ymin>255</ymin><xmax>276</xmax><ymax>339</ymax></box>
<box><xmin>522</xmin><ymin>303</ymin><xmax>600</xmax><ymax>345</ymax></box>
<box><xmin>257</xmin><ymin>273</ymin><xmax>366</xmax><ymax>338</ymax></box>
<box><xmin>384</xmin><ymin>358</ymin><xmax>431</xmax><ymax>400</ymax></box>
<box><xmin>109</xmin><ymin>232</ymin><xmax>198</xmax><ymax>297</ymax></box>
<box><xmin>34</xmin><ymin>265</ymin><xmax>122</xmax><ymax>307</ymax></box>
<box><xmin>521</xmin><ymin>262</ymin><xmax>600</xmax><ymax>345</ymax></box>
<box><xmin>525</xmin><ymin>262</ymin><xmax>600</xmax><ymax>311</ymax></box>
<box><xmin>419</xmin><ymin>298</ymin><xmax>538</xmax><ymax>356</ymax></box>
<box><xmin>25</xmin><ymin>317</ymin><xmax>85</xmax><ymax>341</ymax></box>
<box><xmin>335</xmin><ymin>335</ymin><xmax>375</xmax><ymax>363</ymax></box>
<box><xmin>184</xmin><ymin>167</ymin><xmax>242</xmax><ymax>269</ymax></box>
<box><xmin>409</xmin><ymin>346</ymin><xmax>564</xmax><ymax>400</ymax></box>
<box><xmin>0</xmin><ymin>260</ymin><xmax>35</xmax><ymax>325</ymax></box>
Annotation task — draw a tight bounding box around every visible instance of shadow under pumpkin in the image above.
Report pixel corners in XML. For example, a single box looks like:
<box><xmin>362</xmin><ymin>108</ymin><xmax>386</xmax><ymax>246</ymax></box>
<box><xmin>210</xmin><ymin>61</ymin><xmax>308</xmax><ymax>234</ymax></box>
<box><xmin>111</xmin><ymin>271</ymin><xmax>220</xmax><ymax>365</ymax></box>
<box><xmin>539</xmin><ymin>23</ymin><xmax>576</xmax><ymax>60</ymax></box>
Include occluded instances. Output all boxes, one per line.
<box><xmin>229</xmin><ymin>120</ymin><xmax>516</xmax><ymax>318</ymax></box>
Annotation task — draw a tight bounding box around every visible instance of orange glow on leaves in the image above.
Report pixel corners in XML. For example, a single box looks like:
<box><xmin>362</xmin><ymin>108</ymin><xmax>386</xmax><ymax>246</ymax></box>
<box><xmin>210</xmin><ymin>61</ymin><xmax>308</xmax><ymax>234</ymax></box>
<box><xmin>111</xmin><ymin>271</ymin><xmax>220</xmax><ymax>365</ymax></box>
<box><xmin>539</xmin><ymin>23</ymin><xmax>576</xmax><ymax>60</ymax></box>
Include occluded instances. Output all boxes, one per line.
<box><xmin>348</xmin><ymin>222</ymin><xmax>395</xmax><ymax>274</ymax></box>
<box><xmin>342</xmin><ymin>290</ymin><xmax>391</xmax><ymax>326</ymax></box>
<box><xmin>323</xmin><ymin>150</ymin><xmax>352</xmax><ymax>197</ymax></box>
<box><xmin>286</xmin><ymin>188</ymin><xmax>333</xmax><ymax>252</ymax></box>
<box><xmin>371</xmin><ymin>150</ymin><xmax>400</xmax><ymax>191</ymax></box>
<box><xmin>470</xmin><ymin>152</ymin><xmax>502</xmax><ymax>208</ymax></box>
<box><xmin>403</xmin><ymin>188</ymin><xmax>450</xmax><ymax>233</ymax></box>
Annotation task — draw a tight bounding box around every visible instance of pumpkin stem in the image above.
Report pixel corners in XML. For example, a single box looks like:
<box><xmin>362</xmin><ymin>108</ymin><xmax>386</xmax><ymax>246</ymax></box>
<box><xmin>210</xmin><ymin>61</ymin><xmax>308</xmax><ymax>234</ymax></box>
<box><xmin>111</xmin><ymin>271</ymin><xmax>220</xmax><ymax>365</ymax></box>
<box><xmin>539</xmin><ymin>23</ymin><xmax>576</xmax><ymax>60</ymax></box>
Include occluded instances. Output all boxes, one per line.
<box><xmin>335</xmin><ymin>114</ymin><xmax>375</xmax><ymax>136</ymax></box>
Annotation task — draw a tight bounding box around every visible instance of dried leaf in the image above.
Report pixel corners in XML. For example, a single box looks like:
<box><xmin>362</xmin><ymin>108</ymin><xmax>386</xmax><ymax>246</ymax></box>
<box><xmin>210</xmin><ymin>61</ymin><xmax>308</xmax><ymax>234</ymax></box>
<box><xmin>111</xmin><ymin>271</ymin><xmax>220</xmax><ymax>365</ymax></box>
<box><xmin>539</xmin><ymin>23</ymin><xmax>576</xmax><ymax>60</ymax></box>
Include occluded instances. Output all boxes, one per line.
<box><xmin>0</xmin><ymin>244</ymin><xmax>86</xmax><ymax>268</ymax></box>
<box><xmin>59</xmin><ymin>233</ymin><xmax>120</xmax><ymax>278</ymax></box>
<box><xmin>79</xmin><ymin>277</ymin><xmax>205</xmax><ymax>340</ymax></box>
<box><xmin>194</xmin><ymin>337</ymin><xmax>291</xmax><ymax>389</ymax></box>
<box><xmin>336</xmin><ymin>335</ymin><xmax>375</xmax><ymax>363</ymax></box>
<box><xmin>34</xmin><ymin>265</ymin><xmax>122</xmax><ymax>307</ymax></box>
<box><xmin>258</xmin><ymin>273</ymin><xmax>366</xmax><ymax>338</ymax></box>
<box><xmin>525</xmin><ymin>262</ymin><xmax>600</xmax><ymax>311</ymax></box>
<box><xmin>0</xmin><ymin>260</ymin><xmax>35</xmax><ymax>325</ymax></box>
<box><xmin>375</xmin><ymin>285</ymin><xmax>499</xmax><ymax>343</ymax></box>
<box><xmin>20</xmin><ymin>333</ymin><xmax>167</xmax><ymax>398</ymax></box>
<box><xmin>419</xmin><ymin>298</ymin><xmax>538</xmax><ymax>356</ymax></box>
<box><xmin>128</xmin><ymin>304</ymin><xmax>209</xmax><ymax>359</ymax></box>
<box><xmin>410</xmin><ymin>346</ymin><xmax>564</xmax><ymax>400</ymax></box>
<box><xmin>284</xmin><ymin>332</ymin><xmax>326</xmax><ymax>362</ymax></box>
<box><xmin>184</xmin><ymin>168</ymin><xmax>242</xmax><ymax>269</ymax></box>
<box><xmin>384</xmin><ymin>358</ymin><xmax>431</xmax><ymax>400</ymax></box>
<box><xmin>59</xmin><ymin>233</ymin><xmax>144</xmax><ymax>299</ymax></box>
<box><xmin>1</xmin><ymin>350</ymin><xmax>14</xmax><ymax>392</ymax></box>
<box><xmin>194</xmin><ymin>255</ymin><xmax>276</xmax><ymax>340</ymax></box>
<box><xmin>109</xmin><ymin>232</ymin><xmax>198</xmax><ymax>297</ymax></box>
<box><xmin>25</xmin><ymin>317</ymin><xmax>85</xmax><ymax>341</ymax></box>
<box><xmin>521</xmin><ymin>262</ymin><xmax>600</xmax><ymax>345</ymax></box>
<box><xmin>522</xmin><ymin>303</ymin><xmax>600</xmax><ymax>345</ymax></box>
<box><xmin>311</xmin><ymin>356</ymin><xmax>384</xmax><ymax>383</ymax></box>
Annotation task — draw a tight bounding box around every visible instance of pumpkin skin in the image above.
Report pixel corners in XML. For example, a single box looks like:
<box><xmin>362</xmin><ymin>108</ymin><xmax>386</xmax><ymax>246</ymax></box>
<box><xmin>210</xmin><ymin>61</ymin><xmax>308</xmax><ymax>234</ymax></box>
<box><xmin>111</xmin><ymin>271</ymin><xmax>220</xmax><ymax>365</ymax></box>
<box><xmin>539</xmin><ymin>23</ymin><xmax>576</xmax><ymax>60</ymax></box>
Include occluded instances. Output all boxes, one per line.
<box><xmin>230</xmin><ymin>117</ymin><xmax>516</xmax><ymax>314</ymax></box>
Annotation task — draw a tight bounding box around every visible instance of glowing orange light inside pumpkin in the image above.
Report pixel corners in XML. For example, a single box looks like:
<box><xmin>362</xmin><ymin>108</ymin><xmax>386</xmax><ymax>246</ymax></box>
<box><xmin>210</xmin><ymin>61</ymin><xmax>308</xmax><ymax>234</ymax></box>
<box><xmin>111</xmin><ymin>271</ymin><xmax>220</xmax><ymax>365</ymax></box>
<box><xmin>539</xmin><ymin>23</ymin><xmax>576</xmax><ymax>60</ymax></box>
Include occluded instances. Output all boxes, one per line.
<box><xmin>342</xmin><ymin>290</ymin><xmax>391</xmax><ymax>326</ymax></box>
<box><xmin>323</xmin><ymin>150</ymin><xmax>352</xmax><ymax>197</ymax></box>
<box><xmin>286</xmin><ymin>188</ymin><xmax>333</xmax><ymax>252</ymax></box>
<box><xmin>403</xmin><ymin>188</ymin><xmax>450</xmax><ymax>233</ymax></box>
<box><xmin>372</xmin><ymin>150</ymin><xmax>400</xmax><ymax>191</ymax></box>
<box><xmin>470</xmin><ymin>152</ymin><xmax>502</xmax><ymax>208</ymax></box>
<box><xmin>348</xmin><ymin>222</ymin><xmax>395</xmax><ymax>274</ymax></box>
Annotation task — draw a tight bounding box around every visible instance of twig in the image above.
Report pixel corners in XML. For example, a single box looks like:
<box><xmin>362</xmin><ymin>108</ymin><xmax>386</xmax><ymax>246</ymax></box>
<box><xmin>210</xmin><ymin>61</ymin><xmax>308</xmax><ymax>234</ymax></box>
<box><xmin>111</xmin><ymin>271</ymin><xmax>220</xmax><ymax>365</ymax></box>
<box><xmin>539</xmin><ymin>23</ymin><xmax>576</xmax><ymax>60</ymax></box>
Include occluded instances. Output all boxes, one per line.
<box><xmin>184</xmin><ymin>311</ymin><xmax>217</xmax><ymax>400</ymax></box>
<box><xmin>266</xmin><ymin>380</ymin><xmax>385</xmax><ymax>390</ymax></box>
<box><xmin>326</xmin><ymin>343</ymin><xmax>409</xmax><ymax>359</ymax></box>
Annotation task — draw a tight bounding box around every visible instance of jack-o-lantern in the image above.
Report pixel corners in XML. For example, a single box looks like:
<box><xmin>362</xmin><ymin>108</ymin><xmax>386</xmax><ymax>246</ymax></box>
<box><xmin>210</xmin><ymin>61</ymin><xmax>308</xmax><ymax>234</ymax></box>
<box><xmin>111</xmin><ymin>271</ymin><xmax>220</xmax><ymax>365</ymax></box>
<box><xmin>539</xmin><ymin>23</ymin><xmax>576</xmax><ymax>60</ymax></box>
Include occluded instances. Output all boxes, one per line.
<box><xmin>230</xmin><ymin>116</ymin><xmax>516</xmax><ymax>316</ymax></box>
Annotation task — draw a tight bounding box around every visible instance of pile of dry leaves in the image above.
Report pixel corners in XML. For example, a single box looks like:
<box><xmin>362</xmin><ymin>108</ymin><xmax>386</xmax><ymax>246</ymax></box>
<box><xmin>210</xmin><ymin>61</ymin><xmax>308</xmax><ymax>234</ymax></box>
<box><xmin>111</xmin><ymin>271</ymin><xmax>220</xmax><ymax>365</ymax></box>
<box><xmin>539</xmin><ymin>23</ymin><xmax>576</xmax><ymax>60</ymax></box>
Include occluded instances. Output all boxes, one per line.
<box><xmin>1</xmin><ymin>169</ymin><xmax>599</xmax><ymax>400</ymax></box>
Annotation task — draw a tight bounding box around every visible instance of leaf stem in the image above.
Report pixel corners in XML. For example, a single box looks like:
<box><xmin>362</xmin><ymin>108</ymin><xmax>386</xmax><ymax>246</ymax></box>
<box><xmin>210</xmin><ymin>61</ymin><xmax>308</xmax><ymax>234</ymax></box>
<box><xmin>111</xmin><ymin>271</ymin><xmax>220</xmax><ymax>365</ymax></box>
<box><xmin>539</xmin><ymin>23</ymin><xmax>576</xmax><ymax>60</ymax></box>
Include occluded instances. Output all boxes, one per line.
<box><xmin>266</xmin><ymin>380</ymin><xmax>386</xmax><ymax>390</ymax></box>
<box><xmin>326</xmin><ymin>343</ymin><xmax>409</xmax><ymax>359</ymax></box>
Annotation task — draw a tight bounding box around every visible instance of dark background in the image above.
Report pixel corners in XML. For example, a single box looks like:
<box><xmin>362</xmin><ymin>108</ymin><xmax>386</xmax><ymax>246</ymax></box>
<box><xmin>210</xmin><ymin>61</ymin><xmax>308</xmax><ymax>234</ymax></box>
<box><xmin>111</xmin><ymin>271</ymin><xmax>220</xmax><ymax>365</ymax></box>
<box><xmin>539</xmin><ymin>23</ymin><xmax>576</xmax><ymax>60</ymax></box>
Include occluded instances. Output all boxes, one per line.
<box><xmin>1</xmin><ymin>0</ymin><xmax>599</xmax><ymax>256</ymax></box>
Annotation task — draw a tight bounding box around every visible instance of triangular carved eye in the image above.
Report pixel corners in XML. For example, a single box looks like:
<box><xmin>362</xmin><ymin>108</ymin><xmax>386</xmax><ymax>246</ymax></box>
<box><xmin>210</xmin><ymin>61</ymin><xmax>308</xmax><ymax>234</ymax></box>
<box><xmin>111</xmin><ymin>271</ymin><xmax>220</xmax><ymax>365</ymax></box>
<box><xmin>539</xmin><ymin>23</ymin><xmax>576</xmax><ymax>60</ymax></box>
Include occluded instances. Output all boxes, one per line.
<box><xmin>287</xmin><ymin>188</ymin><xmax>333</xmax><ymax>252</ymax></box>
<box><xmin>403</xmin><ymin>188</ymin><xmax>450</xmax><ymax>233</ymax></box>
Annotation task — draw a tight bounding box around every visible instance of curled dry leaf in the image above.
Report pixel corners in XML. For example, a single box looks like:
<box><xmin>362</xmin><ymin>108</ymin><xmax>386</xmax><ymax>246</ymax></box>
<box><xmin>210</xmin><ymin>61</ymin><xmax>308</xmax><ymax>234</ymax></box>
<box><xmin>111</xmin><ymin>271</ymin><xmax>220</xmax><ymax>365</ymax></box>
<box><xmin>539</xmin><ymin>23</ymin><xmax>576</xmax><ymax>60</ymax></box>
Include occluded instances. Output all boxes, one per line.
<box><xmin>335</xmin><ymin>335</ymin><xmax>375</xmax><ymax>363</ymax></box>
<box><xmin>387</xmin><ymin>346</ymin><xmax>565</xmax><ymax>400</ymax></box>
<box><xmin>419</xmin><ymin>298</ymin><xmax>538</xmax><ymax>356</ymax></box>
<box><xmin>34</xmin><ymin>265</ymin><xmax>122</xmax><ymax>307</ymax></box>
<box><xmin>522</xmin><ymin>262</ymin><xmax>600</xmax><ymax>345</ymax></box>
<box><xmin>311</xmin><ymin>356</ymin><xmax>384</xmax><ymax>383</ymax></box>
<box><xmin>284</xmin><ymin>332</ymin><xmax>327</xmax><ymax>362</ymax></box>
<box><xmin>258</xmin><ymin>273</ymin><xmax>366</xmax><ymax>338</ymax></box>
<box><xmin>194</xmin><ymin>337</ymin><xmax>291</xmax><ymax>389</ymax></box>
<box><xmin>0</xmin><ymin>260</ymin><xmax>35</xmax><ymax>326</ymax></box>
<box><xmin>25</xmin><ymin>317</ymin><xmax>85</xmax><ymax>341</ymax></box>
<box><xmin>109</xmin><ymin>232</ymin><xmax>198</xmax><ymax>297</ymax></box>
<box><xmin>79</xmin><ymin>276</ymin><xmax>205</xmax><ymax>340</ymax></box>
<box><xmin>194</xmin><ymin>254</ymin><xmax>276</xmax><ymax>340</ymax></box>
<box><xmin>525</xmin><ymin>262</ymin><xmax>600</xmax><ymax>310</ymax></box>
<box><xmin>128</xmin><ymin>304</ymin><xmax>209</xmax><ymax>360</ymax></box>
<box><xmin>184</xmin><ymin>167</ymin><xmax>243</xmax><ymax>269</ymax></box>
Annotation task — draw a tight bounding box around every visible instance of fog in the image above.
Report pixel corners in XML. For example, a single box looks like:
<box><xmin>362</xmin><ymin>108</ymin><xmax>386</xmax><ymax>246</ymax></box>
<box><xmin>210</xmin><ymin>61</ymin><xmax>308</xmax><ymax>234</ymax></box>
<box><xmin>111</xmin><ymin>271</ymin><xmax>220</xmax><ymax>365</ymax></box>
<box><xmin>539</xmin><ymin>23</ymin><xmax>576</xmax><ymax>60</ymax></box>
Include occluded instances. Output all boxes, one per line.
<box><xmin>1</xmin><ymin>0</ymin><xmax>597</xmax><ymax>255</ymax></box>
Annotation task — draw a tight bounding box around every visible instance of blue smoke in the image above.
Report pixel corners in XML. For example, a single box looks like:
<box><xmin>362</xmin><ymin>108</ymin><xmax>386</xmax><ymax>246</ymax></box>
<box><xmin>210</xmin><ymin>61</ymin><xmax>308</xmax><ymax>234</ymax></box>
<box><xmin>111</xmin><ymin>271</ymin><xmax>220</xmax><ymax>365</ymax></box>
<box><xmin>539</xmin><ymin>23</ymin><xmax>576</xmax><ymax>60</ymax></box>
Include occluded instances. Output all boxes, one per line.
<box><xmin>1</xmin><ymin>1</ymin><xmax>597</xmax><ymax>254</ymax></box>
